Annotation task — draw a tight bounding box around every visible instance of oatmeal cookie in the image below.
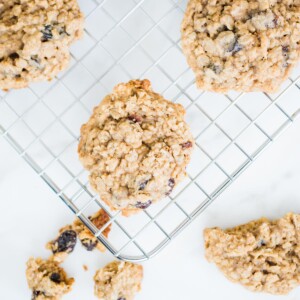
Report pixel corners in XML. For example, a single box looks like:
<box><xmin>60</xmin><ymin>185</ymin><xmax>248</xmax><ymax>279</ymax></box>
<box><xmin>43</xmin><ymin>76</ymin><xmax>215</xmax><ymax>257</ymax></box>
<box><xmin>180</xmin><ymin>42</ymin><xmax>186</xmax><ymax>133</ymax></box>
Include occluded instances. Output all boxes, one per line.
<box><xmin>78</xmin><ymin>79</ymin><xmax>194</xmax><ymax>215</ymax></box>
<box><xmin>94</xmin><ymin>261</ymin><xmax>143</xmax><ymax>300</ymax></box>
<box><xmin>73</xmin><ymin>209</ymin><xmax>111</xmax><ymax>252</ymax></box>
<box><xmin>46</xmin><ymin>225</ymin><xmax>77</xmax><ymax>263</ymax></box>
<box><xmin>26</xmin><ymin>257</ymin><xmax>74</xmax><ymax>300</ymax></box>
<box><xmin>181</xmin><ymin>0</ymin><xmax>300</xmax><ymax>93</ymax></box>
<box><xmin>204</xmin><ymin>213</ymin><xmax>300</xmax><ymax>295</ymax></box>
<box><xmin>0</xmin><ymin>0</ymin><xmax>84</xmax><ymax>90</ymax></box>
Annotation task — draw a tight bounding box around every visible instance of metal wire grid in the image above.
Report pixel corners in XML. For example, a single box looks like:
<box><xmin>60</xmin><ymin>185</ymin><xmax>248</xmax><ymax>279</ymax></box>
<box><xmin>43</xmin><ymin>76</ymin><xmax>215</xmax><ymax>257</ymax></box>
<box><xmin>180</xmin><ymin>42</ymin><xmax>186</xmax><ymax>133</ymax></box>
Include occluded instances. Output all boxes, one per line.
<box><xmin>1</xmin><ymin>0</ymin><xmax>300</xmax><ymax>261</ymax></box>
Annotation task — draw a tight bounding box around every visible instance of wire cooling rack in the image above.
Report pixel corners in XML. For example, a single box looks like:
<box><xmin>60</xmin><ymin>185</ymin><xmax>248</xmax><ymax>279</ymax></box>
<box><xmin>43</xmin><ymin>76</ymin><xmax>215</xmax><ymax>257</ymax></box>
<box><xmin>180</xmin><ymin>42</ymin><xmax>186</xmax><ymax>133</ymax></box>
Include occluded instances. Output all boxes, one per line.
<box><xmin>1</xmin><ymin>0</ymin><xmax>300</xmax><ymax>262</ymax></box>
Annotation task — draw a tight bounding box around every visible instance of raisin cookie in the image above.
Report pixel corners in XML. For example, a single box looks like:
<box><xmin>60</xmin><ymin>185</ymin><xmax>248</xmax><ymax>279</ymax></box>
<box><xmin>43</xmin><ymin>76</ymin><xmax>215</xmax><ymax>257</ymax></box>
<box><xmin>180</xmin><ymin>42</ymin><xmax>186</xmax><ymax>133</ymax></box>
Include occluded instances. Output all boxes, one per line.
<box><xmin>26</xmin><ymin>257</ymin><xmax>74</xmax><ymax>300</ymax></box>
<box><xmin>204</xmin><ymin>213</ymin><xmax>300</xmax><ymax>295</ymax></box>
<box><xmin>0</xmin><ymin>0</ymin><xmax>84</xmax><ymax>90</ymax></box>
<box><xmin>94</xmin><ymin>261</ymin><xmax>143</xmax><ymax>300</ymax></box>
<box><xmin>73</xmin><ymin>209</ymin><xmax>111</xmax><ymax>252</ymax></box>
<box><xmin>46</xmin><ymin>225</ymin><xmax>77</xmax><ymax>263</ymax></box>
<box><xmin>181</xmin><ymin>0</ymin><xmax>300</xmax><ymax>93</ymax></box>
<box><xmin>78</xmin><ymin>79</ymin><xmax>194</xmax><ymax>215</ymax></box>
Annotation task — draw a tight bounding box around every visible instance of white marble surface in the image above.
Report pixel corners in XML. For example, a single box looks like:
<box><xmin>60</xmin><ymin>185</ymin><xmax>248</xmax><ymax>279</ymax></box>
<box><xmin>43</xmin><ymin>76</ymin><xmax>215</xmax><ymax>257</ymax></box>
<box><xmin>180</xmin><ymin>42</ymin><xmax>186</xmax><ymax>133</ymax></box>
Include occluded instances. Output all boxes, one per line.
<box><xmin>1</xmin><ymin>116</ymin><xmax>300</xmax><ymax>299</ymax></box>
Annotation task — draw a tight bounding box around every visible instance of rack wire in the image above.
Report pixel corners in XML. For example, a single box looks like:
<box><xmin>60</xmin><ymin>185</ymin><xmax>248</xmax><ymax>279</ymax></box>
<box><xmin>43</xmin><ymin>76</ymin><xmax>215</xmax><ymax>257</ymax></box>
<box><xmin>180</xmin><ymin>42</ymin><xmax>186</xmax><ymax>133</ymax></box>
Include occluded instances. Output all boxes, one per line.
<box><xmin>1</xmin><ymin>0</ymin><xmax>300</xmax><ymax>262</ymax></box>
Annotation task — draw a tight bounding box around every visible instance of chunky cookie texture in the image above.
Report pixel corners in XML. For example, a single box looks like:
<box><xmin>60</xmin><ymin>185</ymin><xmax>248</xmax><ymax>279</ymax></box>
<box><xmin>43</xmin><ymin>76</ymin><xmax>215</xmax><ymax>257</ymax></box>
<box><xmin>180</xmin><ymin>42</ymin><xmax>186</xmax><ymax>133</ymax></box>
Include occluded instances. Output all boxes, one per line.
<box><xmin>204</xmin><ymin>213</ymin><xmax>300</xmax><ymax>295</ymax></box>
<box><xmin>46</xmin><ymin>225</ymin><xmax>77</xmax><ymax>263</ymax></box>
<box><xmin>26</xmin><ymin>257</ymin><xmax>74</xmax><ymax>300</ymax></box>
<box><xmin>94</xmin><ymin>261</ymin><xmax>143</xmax><ymax>300</ymax></box>
<box><xmin>181</xmin><ymin>0</ymin><xmax>300</xmax><ymax>93</ymax></box>
<box><xmin>0</xmin><ymin>0</ymin><xmax>84</xmax><ymax>90</ymax></box>
<box><xmin>78</xmin><ymin>79</ymin><xmax>194</xmax><ymax>215</ymax></box>
<box><xmin>73</xmin><ymin>209</ymin><xmax>111</xmax><ymax>252</ymax></box>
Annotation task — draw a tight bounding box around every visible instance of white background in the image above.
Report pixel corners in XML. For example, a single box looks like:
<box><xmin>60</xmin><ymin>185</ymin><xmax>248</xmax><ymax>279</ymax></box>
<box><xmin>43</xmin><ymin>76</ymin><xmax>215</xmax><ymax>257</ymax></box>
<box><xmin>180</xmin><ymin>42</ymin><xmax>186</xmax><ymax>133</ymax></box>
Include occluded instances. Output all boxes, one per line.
<box><xmin>1</xmin><ymin>118</ymin><xmax>300</xmax><ymax>299</ymax></box>
<box><xmin>1</xmin><ymin>0</ymin><xmax>300</xmax><ymax>298</ymax></box>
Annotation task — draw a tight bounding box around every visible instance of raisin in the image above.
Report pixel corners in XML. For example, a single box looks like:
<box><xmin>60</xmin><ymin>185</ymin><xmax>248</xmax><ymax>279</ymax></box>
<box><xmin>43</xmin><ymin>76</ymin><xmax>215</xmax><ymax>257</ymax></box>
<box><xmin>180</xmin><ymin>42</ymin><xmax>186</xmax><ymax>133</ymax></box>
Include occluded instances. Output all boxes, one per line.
<box><xmin>81</xmin><ymin>239</ymin><xmax>98</xmax><ymax>251</ymax></box>
<box><xmin>282</xmin><ymin>45</ymin><xmax>289</xmax><ymax>64</ymax></box>
<box><xmin>118</xmin><ymin>298</ymin><xmax>126</xmax><ymax>300</ymax></box>
<box><xmin>181</xmin><ymin>141</ymin><xmax>193</xmax><ymax>149</ymax></box>
<box><xmin>168</xmin><ymin>178</ymin><xmax>175</xmax><ymax>188</ymax></box>
<box><xmin>228</xmin><ymin>40</ymin><xmax>242</xmax><ymax>54</ymax></box>
<box><xmin>262</xmin><ymin>270</ymin><xmax>269</xmax><ymax>275</ymax></box>
<box><xmin>283</xmin><ymin>62</ymin><xmax>289</xmax><ymax>68</ymax></box>
<box><xmin>139</xmin><ymin>179</ymin><xmax>149</xmax><ymax>191</ymax></box>
<box><xmin>54</xmin><ymin>230</ymin><xmax>77</xmax><ymax>254</ymax></box>
<box><xmin>166</xmin><ymin>178</ymin><xmax>175</xmax><ymax>196</ymax></box>
<box><xmin>31</xmin><ymin>55</ymin><xmax>41</xmax><ymax>68</ymax></box>
<box><xmin>32</xmin><ymin>291</ymin><xmax>45</xmax><ymax>299</ymax></box>
<box><xmin>273</xmin><ymin>15</ymin><xmax>279</xmax><ymax>27</ymax></box>
<box><xmin>128</xmin><ymin>114</ymin><xmax>142</xmax><ymax>123</ymax></box>
<box><xmin>266</xmin><ymin>260</ymin><xmax>276</xmax><ymax>266</ymax></box>
<box><xmin>135</xmin><ymin>200</ymin><xmax>152</xmax><ymax>209</ymax></box>
<box><xmin>208</xmin><ymin>64</ymin><xmax>221</xmax><ymax>74</ymax></box>
<box><xmin>4</xmin><ymin>16</ymin><xmax>18</xmax><ymax>26</ymax></box>
<box><xmin>282</xmin><ymin>45</ymin><xmax>289</xmax><ymax>53</ymax></box>
<box><xmin>9</xmin><ymin>52</ymin><xmax>19</xmax><ymax>60</ymax></box>
<box><xmin>58</xmin><ymin>25</ymin><xmax>69</xmax><ymax>36</ymax></box>
<box><xmin>50</xmin><ymin>272</ymin><xmax>61</xmax><ymax>283</ymax></box>
<box><xmin>266</xmin><ymin>15</ymin><xmax>278</xmax><ymax>29</ymax></box>
<box><xmin>41</xmin><ymin>25</ymin><xmax>53</xmax><ymax>42</ymax></box>
<box><xmin>288</xmin><ymin>250</ymin><xmax>296</xmax><ymax>256</ymax></box>
<box><xmin>257</xmin><ymin>239</ymin><xmax>266</xmax><ymax>247</ymax></box>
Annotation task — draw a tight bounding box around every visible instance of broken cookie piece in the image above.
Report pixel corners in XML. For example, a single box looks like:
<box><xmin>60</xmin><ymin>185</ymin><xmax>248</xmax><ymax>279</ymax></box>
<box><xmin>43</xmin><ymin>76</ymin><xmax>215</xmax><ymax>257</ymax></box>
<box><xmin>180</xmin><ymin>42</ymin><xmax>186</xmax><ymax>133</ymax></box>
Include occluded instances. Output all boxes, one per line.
<box><xmin>94</xmin><ymin>261</ymin><xmax>143</xmax><ymax>300</ymax></box>
<box><xmin>73</xmin><ymin>209</ymin><xmax>111</xmax><ymax>252</ymax></box>
<box><xmin>204</xmin><ymin>213</ymin><xmax>300</xmax><ymax>295</ymax></box>
<box><xmin>26</xmin><ymin>257</ymin><xmax>74</xmax><ymax>300</ymax></box>
<box><xmin>46</xmin><ymin>225</ymin><xmax>77</xmax><ymax>263</ymax></box>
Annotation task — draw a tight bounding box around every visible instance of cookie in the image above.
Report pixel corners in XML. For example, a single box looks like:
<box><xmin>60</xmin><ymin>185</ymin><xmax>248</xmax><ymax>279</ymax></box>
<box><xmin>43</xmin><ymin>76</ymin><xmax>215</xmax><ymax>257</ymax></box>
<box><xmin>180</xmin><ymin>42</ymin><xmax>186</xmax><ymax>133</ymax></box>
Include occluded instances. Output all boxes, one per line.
<box><xmin>73</xmin><ymin>209</ymin><xmax>111</xmax><ymax>252</ymax></box>
<box><xmin>0</xmin><ymin>0</ymin><xmax>84</xmax><ymax>90</ymax></box>
<box><xmin>204</xmin><ymin>213</ymin><xmax>300</xmax><ymax>295</ymax></box>
<box><xmin>94</xmin><ymin>261</ymin><xmax>143</xmax><ymax>300</ymax></box>
<box><xmin>181</xmin><ymin>0</ymin><xmax>300</xmax><ymax>93</ymax></box>
<box><xmin>46</xmin><ymin>225</ymin><xmax>77</xmax><ymax>263</ymax></box>
<box><xmin>78</xmin><ymin>79</ymin><xmax>194</xmax><ymax>215</ymax></box>
<box><xmin>26</xmin><ymin>257</ymin><xmax>74</xmax><ymax>300</ymax></box>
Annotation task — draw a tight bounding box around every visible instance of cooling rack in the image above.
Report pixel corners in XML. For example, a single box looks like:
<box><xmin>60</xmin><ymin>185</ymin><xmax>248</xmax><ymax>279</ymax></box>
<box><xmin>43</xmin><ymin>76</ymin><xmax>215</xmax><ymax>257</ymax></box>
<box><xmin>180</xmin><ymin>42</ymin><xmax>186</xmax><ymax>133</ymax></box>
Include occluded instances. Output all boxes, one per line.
<box><xmin>1</xmin><ymin>0</ymin><xmax>300</xmax><ymax>262</ymax></box>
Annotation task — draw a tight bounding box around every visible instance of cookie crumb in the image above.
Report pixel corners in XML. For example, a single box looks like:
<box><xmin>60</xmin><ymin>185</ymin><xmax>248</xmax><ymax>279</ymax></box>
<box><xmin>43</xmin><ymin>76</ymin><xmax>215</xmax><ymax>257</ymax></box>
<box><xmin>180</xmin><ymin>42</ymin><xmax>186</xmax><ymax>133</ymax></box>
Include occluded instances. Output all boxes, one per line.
<box><xmin>46</xmin><ymin>225</ymin><xmax>77</xmax><ymax>263</ymax></box>
<box><xmin>26</xmin><ymin>257</ymin><xmax>74</xmax><ymax>299</ymax></box>
<box><xmin>94</xmin><ymin>261</ymin><xmax>143</xmax><ymax>300</ymax></box>
<box><xmin>83</xmin><ymin>265</ymin><xmax>88</xmax><ymax>271</ymax></box>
